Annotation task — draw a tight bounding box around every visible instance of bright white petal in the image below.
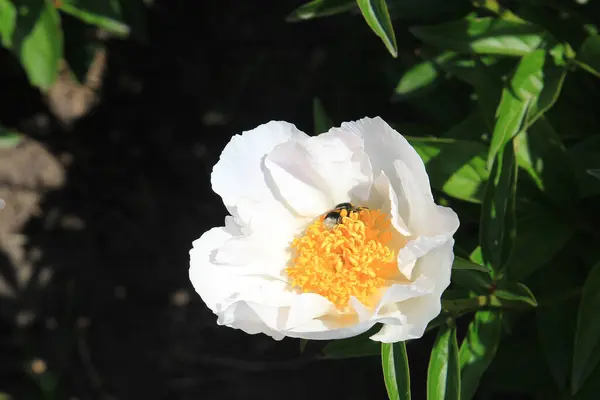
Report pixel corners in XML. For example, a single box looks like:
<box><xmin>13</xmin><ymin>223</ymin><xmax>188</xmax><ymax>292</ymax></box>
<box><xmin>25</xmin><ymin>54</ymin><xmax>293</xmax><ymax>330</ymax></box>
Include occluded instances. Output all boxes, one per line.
<box><xmin>336</xmin><ymin>116</ymin><xmax>433</xmax><ymax>202</ymax></box>
<box><xmin>265</xmin><ymin>129</ymin><xmax>372</xmax><ymax>217</ymax></box>
<box><xmin>370</xmin><ymin>240</ymin><xmax>455</xmax><ymax>343</ymax></box>
<box><xmin>211</xmin><ymin>121</ymin><xmax>307</xmax><ymax>228</ymax></box>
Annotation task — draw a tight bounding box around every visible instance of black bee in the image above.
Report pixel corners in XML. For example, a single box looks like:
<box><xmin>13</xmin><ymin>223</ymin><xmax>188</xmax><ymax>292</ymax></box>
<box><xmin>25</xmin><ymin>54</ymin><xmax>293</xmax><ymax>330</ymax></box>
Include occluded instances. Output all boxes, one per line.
<box><xmin>323</xmin><ymin>202</ymin><xmax>367</xmax><ymax>229</ymax></box>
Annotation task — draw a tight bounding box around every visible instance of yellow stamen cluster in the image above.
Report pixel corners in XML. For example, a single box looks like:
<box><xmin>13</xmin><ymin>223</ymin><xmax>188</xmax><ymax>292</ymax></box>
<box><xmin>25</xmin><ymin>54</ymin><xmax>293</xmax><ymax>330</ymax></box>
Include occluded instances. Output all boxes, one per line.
<box><xmin>286</xmin><ymin>207</ymin><xmax>399</xmax><ymax>309</ymax></box>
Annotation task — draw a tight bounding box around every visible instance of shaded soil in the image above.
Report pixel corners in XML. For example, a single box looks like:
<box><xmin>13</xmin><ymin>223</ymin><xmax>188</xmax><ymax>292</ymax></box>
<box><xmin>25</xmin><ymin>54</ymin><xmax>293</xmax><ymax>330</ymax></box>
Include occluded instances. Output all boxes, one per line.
<box><xmin>0</xmin><ymin>1</ymin><xmax>425</xmax><ymax>399</ymax></box>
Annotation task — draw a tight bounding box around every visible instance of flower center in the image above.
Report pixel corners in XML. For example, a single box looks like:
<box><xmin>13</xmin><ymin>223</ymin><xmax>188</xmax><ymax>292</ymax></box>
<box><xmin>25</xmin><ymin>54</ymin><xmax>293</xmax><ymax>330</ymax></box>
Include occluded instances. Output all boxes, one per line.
<box><xmin>286</xmin><ymin>205</ymin><xmax>401</xmax><ymax>310</ymax></box>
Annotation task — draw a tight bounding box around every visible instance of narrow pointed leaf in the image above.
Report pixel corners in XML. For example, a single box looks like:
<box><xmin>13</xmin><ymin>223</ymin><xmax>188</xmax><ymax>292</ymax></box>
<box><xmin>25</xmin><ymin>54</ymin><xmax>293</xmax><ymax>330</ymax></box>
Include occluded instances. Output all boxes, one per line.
<box><xmin>494</xmin><ymin>282</ymin><xmax>537</xmax><ymax>307</ymax></box>
<box><xmin>572</xmin><ymin>260</ymin><xmax>600</xmax><ymax>394</ymax></box>
<box><xmin>382</xmin><ymin>341</ymin><xmax>411</xmax><ymax>400</ymax></box>
<box><xmin>58</xmin><ymin>0</ymin><xmax>129</xmax><ymax>36</ymax></box>
<box><xmin>459</xmin><ymin>311</ymin><xmax>502</xmax><ymax>400</ymax></box>
<box><xmin>453</xmin><ymin>257</ymin><xmax>488</xmax><ymax>273</ymax></box>
<box><xmin>394</xmin><ymin>61</ymin><xmax>440</xmax><ymax>99</ymax></box>
<box><xmin>286</xmin><ymin>0</ymin><xmax>355</xmax><ymax>22</ymax></box>
<box><xmin>410</xmin><ymin>17</ymin><xmax>546</xmax><ymax>57</ymax></box>
<box><xmin>428</xmin><ymin>324</ymin><xmax>460</xmax><ymax>400</ymax></box>
<box><xmin>356</xmin><ymin>0</ymin><xmax>398</xmax><ymax>57</ymax></box>
<box><xmin>480</xmin><ymin>139</ymin><xmax>518</xmax><ymax>274</ymax></box>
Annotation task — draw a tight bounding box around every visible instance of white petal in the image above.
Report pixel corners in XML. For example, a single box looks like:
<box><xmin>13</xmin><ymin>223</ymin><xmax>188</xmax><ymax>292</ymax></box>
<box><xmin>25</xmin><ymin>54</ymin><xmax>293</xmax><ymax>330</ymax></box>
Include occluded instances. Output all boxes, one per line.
<box><xmin>336</xmin><ymin>116</ymin><xmax>433</xmax><ymax>202</ymax></box>
<box><xmin>393</xmin><ymin>160</ymin><xmax>459</xmax><ymax>278</ymax></box>
<box><xmin>211</xmin><ymin>121</ymin><xmax>307</xmax><ymax>227</ymax></box>
<box><xmin>189</xmin><ymin>227</ymin><xmax>239</xmax><ymax>313</ymax></box>
<box><xmin>370</xmin><ymin>240</ymin><xmax>455</xmax><ymax>343</ymax></box>
<box><xmin>265</xmin><ymin>129</ymin><xmax>372</xmax><ymax>217</ymax></box>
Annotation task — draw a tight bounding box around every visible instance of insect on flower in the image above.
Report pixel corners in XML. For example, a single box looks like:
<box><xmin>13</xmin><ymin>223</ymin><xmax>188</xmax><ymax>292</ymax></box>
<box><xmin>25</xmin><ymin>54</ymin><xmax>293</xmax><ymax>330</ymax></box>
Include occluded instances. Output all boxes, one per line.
<box><xmin>323</xmin><ymin>202</ymin><xmax>369</xmax><ymax>230</ymax></box>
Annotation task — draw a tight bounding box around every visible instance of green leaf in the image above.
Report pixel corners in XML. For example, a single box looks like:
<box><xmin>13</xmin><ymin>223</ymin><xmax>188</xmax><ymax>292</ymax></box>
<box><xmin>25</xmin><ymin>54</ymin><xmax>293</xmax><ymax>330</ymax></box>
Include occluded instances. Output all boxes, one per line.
<box><xmin>394</xmin><ymin>61</ymin><xmax>440</xmax><ymax>100</ymax></box>
<box><xmin>62</xmin><ymin>14</ymin><xmax>101</xmax><ymax>84</ymax></box>
<box><xmin>5</xmin><ymin>1</ymin><xmax>63</xmax><ymax>91</ymax></box>
<box><xmin>480</xmin><ymin>139</ymin><xmax>518</xmax><ymax>274</ymax></box>
<box><xmin>0</xmin><ymin>0</ymin><xmax>17</xmax><ymax>47</ymax></box>
<box><xmin>427</xmin><ymin>324</ymin><xmax>460</xmax><ymax>400</ymax></box>
<box><xmin>356</xmin><ymin>0</ymin><xmax>397</xmax><ymax>57</ymax></box>
<box><xmin>386</xmin><ymin>0</ymin><xmax>470</xmax><ymax>22</ymax></box>
<box><xmin>382</xmin><ymin>341</ymin><xmax>411</xmax><ymax>400</ymax></box>
<box><xmin>459</xmin><ymin>311</ymin><xmax>502</xmax><ymax>400</ymax></box>
<box><xmin>576</xmin><ymin>35</ymin><xmax>600</xmax><ymax>78</ymax></box>
<box><xmin>286</xmin><ymin>0</ymin><xmax>355</xmax><ymax>22</ymax></box>
<box><xmin>569</xmin><ymin>135</ymin><xmax>600</xmax><ymax>198</ymax></box>
<box><xmin>0</xmin><ymin>125</ymin><xmax>22</xmax><ymax>149</ymax></box>
<box><xmin>410</xmin><ymin>17</ymin><xmax>547</xmax><ymax>57</ymax></box>
<box><xmin>572</xmin><ymin>260</ymin><xmax>600</xmax><ymax>394</ymax></box>
<box><xmin>453</xmin><ymin>257</ymin><xmax>488</xmax><ymax>273</ymax></box>
<box><xmin>321</xmin><ymin>326</ymin><xmax>381</xmax><ymax>359</ymax></box>
<box><xmin>514</xmin><ymin>118</ymin><xmax>578</xmax><ymax>205</ymax></box>
<box><xmin>451</xmin><ymin>269</ymin><xmax>492</xmax><ymax>295</ymax></box>
<box><xmin>537</xmin><ymin>297</ymin><xmax>578</xmax><ymax>391</ymax></box>
<box><xmin>505</xmin><ymin>207</ymin><xmax>574</xmax><ymax>281</ymax></box>
<box><xmin>408</xmin><ymin>137</ymin><xmax>490</xmax><ymax>203</ymax></box>
<box><xmin>58</xmin><ymin>0</ymin><xmax>129</xmax><ymax>36</ymax></box>
<box><xmin>494</xmin><ymin>282</ymin><xmax>537</xmax><ymax>307</ymax></box>
<box><xmin>312</xmin><ymin>97</ymin><xmax>333</xmax><ymax>134</ymax></box>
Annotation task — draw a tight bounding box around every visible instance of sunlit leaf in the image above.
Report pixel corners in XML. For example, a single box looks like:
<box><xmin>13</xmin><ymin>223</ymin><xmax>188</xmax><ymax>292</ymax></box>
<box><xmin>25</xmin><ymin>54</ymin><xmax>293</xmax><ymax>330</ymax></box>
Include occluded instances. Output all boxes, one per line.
<box><xmin>286</xmin><ymin>0</ymin><xmax>355</xmax><ymax>22</ymax></box>
<box><xmin>410</xmin><ymin>17</ymin><xmax>547</xmax><ymax>57</ymax></box>
<box><xmin>357</xmin><ymin>0</ymin><xmax>398</xmax><ymax>57</ymax></box>
<box><xmin>394</xmin><ymin>61</ymin><xmax>440</xmax><ymax>100</ymax></box>
<box><xmin>4</xmin><ymin>1</ymin><xmax>63</xmax><ymax>90</ymax></box>
<box><xmin>480</xmin><ymin>139</ymin><xmax>518</xmax><ymax>274</ymax></box>
<box><xmin>572</xmin><ymin>260</ymin><xmax>600</xmax><ymax>395</ymax></box>
<box><xmin>427</xmin><ymin>324</ymin><xmax>460</xmax><ymax>400</ymax></box>
<box><xmin>408</xmin><ymin>137</ymin><xmax>489</xmax><ymax>203</ymax></box>
<box><xmin>577</xmin><ymin>35</ymin><xmax>600</xmax><ymax>78</ymax></box>
<box><xmin>0</xmin><ymin>0</ymin><xmax>16</xmax><ymax>47</ymax></box>
<box><xmin>459</xmin><ymin>311</ymin><xmax>502</xmax><ymax>400</ymax></box>
<box><xmin>382</xmin><ymin>341</ymin><xmax>411</xmax><ymax>400</ymax></box>
<box><xmin>58</xmin><ymin>0</ymin><xmax>129</xmax><ymax>36</ymax></box>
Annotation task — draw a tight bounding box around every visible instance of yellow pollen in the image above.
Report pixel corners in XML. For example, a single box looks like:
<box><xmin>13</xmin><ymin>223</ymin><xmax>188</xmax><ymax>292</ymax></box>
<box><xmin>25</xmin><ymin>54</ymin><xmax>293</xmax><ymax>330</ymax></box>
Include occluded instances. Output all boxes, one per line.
<box><xmin>286</xmin><ymin>207</ymin><xmax>402</xmax><ymax>310</ymax></box>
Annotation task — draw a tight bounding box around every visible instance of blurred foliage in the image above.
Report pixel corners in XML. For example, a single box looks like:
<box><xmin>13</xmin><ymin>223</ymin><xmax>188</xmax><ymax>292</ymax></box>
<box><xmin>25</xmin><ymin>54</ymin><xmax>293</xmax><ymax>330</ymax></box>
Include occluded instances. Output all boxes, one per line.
<box><xmin>0</xmin><ymin>0</ymin><xmax>145</xmax><ymax>90</ymax></box>
<box><xmin>292</xmin><ymin>0</ymin><xmax>600</xmax><ymax>399</ymax></box>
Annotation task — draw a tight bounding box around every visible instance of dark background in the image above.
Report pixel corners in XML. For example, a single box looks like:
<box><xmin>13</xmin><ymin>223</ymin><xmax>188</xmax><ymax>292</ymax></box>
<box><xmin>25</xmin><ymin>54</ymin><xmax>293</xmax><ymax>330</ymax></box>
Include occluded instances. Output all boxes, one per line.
<box><xmin>0</xmin><ymin>1</ymin><xmax>430</xmax><ymax>399</ymax></box>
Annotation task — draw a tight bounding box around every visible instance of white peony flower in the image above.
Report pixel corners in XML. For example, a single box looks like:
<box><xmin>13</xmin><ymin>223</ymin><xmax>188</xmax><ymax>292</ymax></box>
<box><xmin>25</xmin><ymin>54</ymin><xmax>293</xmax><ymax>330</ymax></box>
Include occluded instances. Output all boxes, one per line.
<box><xmin>189</xmin><ymin>117</ymin><xmax>459</xmax><ymax>343</ymax></box>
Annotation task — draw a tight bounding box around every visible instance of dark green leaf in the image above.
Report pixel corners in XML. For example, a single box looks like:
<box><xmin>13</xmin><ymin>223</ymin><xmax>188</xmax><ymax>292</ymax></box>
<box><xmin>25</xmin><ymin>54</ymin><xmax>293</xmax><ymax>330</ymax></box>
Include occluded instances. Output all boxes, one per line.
<box><xmin>442</xmin><ymin>112</ymin><xmax>487</xmax><ymax>141</ymax></box>
<box><xmin>505</xmin><ymin>207</ymin><xmax>574</xmax><ymax>281</ymax></box>
<box><xmin>569</xmin><ymin>135</ymin><xmax>600</xmax><ymax>198</ymax></box>
<box><xmin>572</xmin><ymin>260</ymin><xmax>600</xmax><ymax>394</ymax></box>
<box><xmin>451</xmin><ymin>269</ymin><xmax>493</xmax><ymax>295</ymax></box>
<box><xmin>480</xmin><ymin>139</ymin><xmax>518</xmax><ymax>274</ymax></box>
<box><xmin>588</xmin><ymin>169</ymin><xmax>600</xmax><ymax>180</ymax></box>
<box><xmin>408</xmin><ymin>137</ymin><xmax>489</xmax><ymax>203</ymax></box>
<box><xmin>482</xmin><ymin>335</ymin><xmax>554</xmax><ymax>394</ymax></box>
<box><xmin>537</xmin><ymin>297</ymin><xmax>578</xmax><ymax>391</ymax></box>
<box><xmin>321</xmin><ymin>326</ymin><xmax>381</xmax><ymax>359</ymax></box>
<box><xmin>459</xmin><ymin>311</ymin><xmax>502</xmax><ymax>400</ymax></box>
<box><xmin>386</xmin><ymin>0</ymin><xmax>470</xmax><ymax>22</ymax></box>
<box><xmin>427</xmin><ymin>324</ymin><xmax>460</xmax><ymax>400</ymax></box>
<box><xmin>514</xmin><ymin>118</ymin><xmax>578</xmax><ymax>205</ymax></box>
<box><xmin>286</xmin><ymin>0</ymin><xmax>355</xmax><ymax>22</ymax></box>
<box><xmin>313</xmin><ymin>97</ymin><xmax>333</xmax><ymax>134</ymax></box>
<box><xmin>59</xmin><ymin>0</ymin><xmax>129</xmax><ymax>36</ymax></box>
<box><xmin>577</xmin><ymin>35</ymin><xmax>600</xmax><ymax>78</ymax></box>
<box><xmin>394</xmin><ymin>61</ymin><xmax>440</xmax><ymax>100</ymax></box>
<box><xmin>9</xmin><ymin>1</ymin><xmax>63</xmax><ymax>90</ymax></box>
<box><xmin>453</xmin><ymin>257</ymin><xmax>488</xmax><ymax>273</ymax></box>
<box><xmin>62</xmin><ymin>14</ymin><xmax>101</xmax><ymax>84</ymax></box>
<box><xmin>382</xmin><ymin>341</ymin><xmax>411</xmax><ymax>400</ymax></box>
<box><xmin>357</xmin><ymin>0</ymin><xmax>398</xmax><ymax>57</ymax></box>
<box><xmin>410</xmin><ymin>17</ymin><xmax>547</xmax><ymax>57</ymax></box>
<box><xmin>494</xmin><ymin>282</ymin><xmax>537</xmax><ymax>307</ymax></box>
